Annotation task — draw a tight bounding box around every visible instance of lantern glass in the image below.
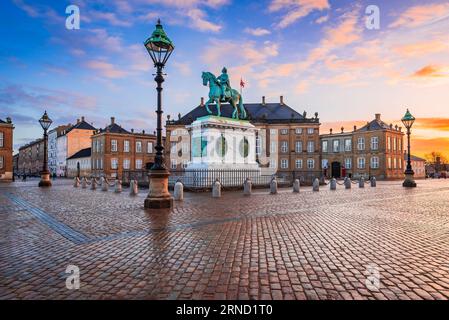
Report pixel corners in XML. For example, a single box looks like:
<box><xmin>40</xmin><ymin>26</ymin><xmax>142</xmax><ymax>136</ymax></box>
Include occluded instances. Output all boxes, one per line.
<box><xmin>401</xmin><ymin>109</ymin><xmax>415</xmax><ymax>129</ymax></box>
<box><xmin>144</xmin><ymin>20</ymin><xmax>174</xmax><ymax>66</ymax></box>
<box><xmin>39</xmin><ymin>111</ymin><xmax>52</xmax><ymax>131</ymax></box>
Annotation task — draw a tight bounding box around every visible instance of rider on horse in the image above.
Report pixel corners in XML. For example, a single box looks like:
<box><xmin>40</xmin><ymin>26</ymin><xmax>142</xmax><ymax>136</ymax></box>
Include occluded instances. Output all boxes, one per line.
<box><xmin>217</xmin><ymin>67</ymin><xmax>231</xmax><ymax>101</ymax></box>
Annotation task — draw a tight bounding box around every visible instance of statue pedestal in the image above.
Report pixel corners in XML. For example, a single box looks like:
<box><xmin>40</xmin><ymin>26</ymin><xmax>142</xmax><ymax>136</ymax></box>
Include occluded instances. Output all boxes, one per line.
<box><xmin>184</xmin><ymin>115</ymin><xmax>260</xmax><ymax>186</ymax></box>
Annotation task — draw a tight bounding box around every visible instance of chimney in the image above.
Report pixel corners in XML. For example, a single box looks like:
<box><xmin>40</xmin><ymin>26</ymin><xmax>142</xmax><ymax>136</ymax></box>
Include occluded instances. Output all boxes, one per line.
<box><xmin>341</xmin><ymin>127</ymin><xmax>344</xmax><ymax>133</ymax></box>
<box><xmin>200</xmin><ymin>97</ymin><xmax>204</xmax><ymax>106</ymax></box>
<box><xmin>330</xmin><ymin>128</ymin><xmax>333</xmax><ymax>134</ymax></box>
<box><xmin>280</xmin><ymin>96</ymin><xmax>284</xmax><ymax>106</ymax></box>
<box><xmin>77</xmin><ymin>118</ymin><xmax>80</xmax><ymax>124</ymax></box>
<box><xmin>6</xmin><ymin>117</ymin><xmax>11</xmax><ymax>124</ymax></box>
<box><xmin>353</xmin><ymin>125</ymin><xmax>357</xmax><ymax>131</ymax></box>
<box><xmin>262</xmin><ymin>96</ymin><xmax>266</xmax><ymax>105</ymax></box>
<box><xmin>375</xmin><ymin>113</ymin><xmax>381</xmax><ymax>121</ymax></box>
<box><xmin>81</xmin><ymin>116</ymin><xmax>85</xmax><ymax>122</ymax></box>
<box><xmin>111</xmin><ymin>117</ymin><xmax>115</xmax><ymax>125</ymax></box>
<box><xmin>131</xmin><ymin>128</ymin><xmax>134</xmax><ymax>133</ymax></box>
<box><xmin>142</xmin><ymin>130</ymin><xmax>145</xmax><ymax>134</ymax></box>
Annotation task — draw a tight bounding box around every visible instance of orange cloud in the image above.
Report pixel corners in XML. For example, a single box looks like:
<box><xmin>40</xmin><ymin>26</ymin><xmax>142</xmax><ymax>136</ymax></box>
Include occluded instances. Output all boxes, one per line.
<box><xmin>412</xmin><ymin>137</ymin><xmax>449</xmax><ymax>160</ymax></box>
<box><xmin>269</xmin><ymin>0</ymin><xmax>330</xmax><ymax>28</ymax></box>
<box><xmin>390</xmin><ymin>3</ymin><xmax>449</xmax><ymax>28</ymax></box>
<box><xmin>412</xmin><ymin>65</ymin><xmax>446</xmax><ymax>78</ymax></box>
<box><xmin>413</xmin><ymin>118</ymin><xmax>449</xmax><ymax>131</ymax></box>
<box><xmin>392</xmin><ymin>40</ymin><xmax>448</xmax><ymax>58</ymax></box>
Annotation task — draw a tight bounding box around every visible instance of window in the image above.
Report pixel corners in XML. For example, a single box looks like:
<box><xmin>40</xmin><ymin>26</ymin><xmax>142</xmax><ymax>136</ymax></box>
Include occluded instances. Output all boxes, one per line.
<box><xmin>270</xmin><ymin>141</ymin><xmax>277</xmax><ymax>153</ymax></box>
<box><xmin>307</xmin><ymin>159</ymin><xmax>315</xmax><ymax>169</ymax></box>
<box><xmin>371</xmin><ymin>137</ymin><xmax>378</xmax><ymax>150</ymax></box>
<box><xmin>322</xmin><ymin>140</ymin><xmax>328</xmax><ymax>153</ymax></box>
<box><xmin>281</xmin><ymin>159</ymin><xmax>288</xmax><ymax>169</ymax></box>
<box><xmin>357</xmin><ymin>138</ymin><xmax>365</xmax><ymax>150</ymax></box>
<box><xmin>182</xmin><ymin>143</ymin><xmax>189</xmax><ymax>154</ymax></box>
<box><xmin>111</xmin><ymin>140</ymin><xmax>117</xmax><ymax>152</ymax></box>
<box><xmin>123</xmin><ymin>159</ymin><xmax>130</xmax><ymax>170</ymax></box>
<box><xmin>307</xmin><ymin>141</ymin><xmax>314</xmax><ymax>153</ymax></box>
<box><xmin>388</xmin><ymin>157</ymin><xmax>392</xmax><ymax>169</ymax></box>
<box><xmin>171</xmin><ymin>142</ymin><xmax>177</xmax><ymax>154</ymax></box>
<box><xmin>111</xmin><ymin>158</ymin><xmax>118</xmax><ymax>169</ymax></box>
<box><xmin>387</xmin><ymin>137</ymin><xmax>391</xmax><ymax>151</ymax></box>
<box><xmin>357</xmin><ymin>157</ymin><xmax>365</xmax><ymax>169</ymax></box>
<box><xmin>295</xmin><ymin>159</ymin><xmax>303</xmax><ymax>169</ymax></box>
<box><xmin>100</xmin><ymin>159</ymin><xmax>103</xmax><ymax>169</ymax></box>
<box><xmin>295</xmin><ymin>128</ymin><xmax>303</xmax><ymax>134</ymax></box>
<box><xmin>344</xmin><ymin>139</ymin><xmax>352</xmax><ymax>151</ymax></box>
<box><xmin>171</xmin><ymin>159</ymin><xmax>177</xmax><ymax>169</ymax></box>
<box><xmin>0</xmin><ymin>132</ymin><xmax>3</xmax><ymax>147</ymax></box>
<box><xmin>399</xmin><ymin>158</ymin><xmax>402</xmax><ymax>169</ymax></box>
<box><xmin>371</xmin><ymin>156</ymin><xmax>379</xmax><ymax>169</ymax></box>
<box><xmin>345</xmin><ymin>158</ymin><xmax>352</xmax><ymax>169</ymax></box>
<box><xmin>135</xmin><ymin>159</ymin><xmax>143</xmax><ymax>169</ymax></box>
<box><xmin>136</xmin><ymin>141</ymin><xmax>142</xmax><ymax>153</ymax></box>
<box><xmin>124</xmin><ymin>140</ymin><xmax>130</xmax><ymax>152</ymax></box>
<box><xmin>280</xmin><ymin>128</ymin><xmax>288</xmax><ymax>135</ymax></box>
<box><xmin>270</xmin><ymin>129</ymin><xmax>277</xmax><ymax>135</ymax></box>
<box><xmin>0</xmin><ymin>156</ymin><xmax>3</xmax><ymax>169</ymax></box>
<box><xmin>393</xmin><ymin>157</ymin><xmax>397</xmax><ymax>169</ymax></box>
<box><xmin>281</xmin><ymin>141</ymin><xmax>288</xmax><ymax>153</ymax></box>
<box><xmin>393</xmin><ymin>138</ymin><xmax>397</xmax><ymax>151</ymax></box>
<box><xmin>295</xmin><ymin>141</ymin><xmax>303</xmax><ymax>153</ymax></box>
<box><xmin>269</xmin><ymin>159</ymin><xmax>276</xmax><ymax>168</ymax></box>
<box><xmin>307</xmin><ymin>128</ymin><xmax>314</xmax><ymax>135</ymax></box>
<box><xmin>171</xmin><ymin>130</ymin><xmax>177</xmax><ymax>136</ymax></box>
<box><xmin>256</xmin><ymin>136</ymin><xmax>261</xmax><ymax>155</ymax></box>
<box><xmin>182</xmin><ymin>160</ymin><xmax>188</xmax><ymax>169</ymax></box>
<box><xmin>322</xmin><ymin>159</ymin><xmax>328</xmax><ymax>169</ymax></box>
<box><xmin>333</xmin><ymin>140</ymin><xmax>340</xmax><ymax>153</ymax></box>
<box><xmin>147</xmin><ymin>142</ymin><xmax>153</xmax><ymax>153</ymax></box>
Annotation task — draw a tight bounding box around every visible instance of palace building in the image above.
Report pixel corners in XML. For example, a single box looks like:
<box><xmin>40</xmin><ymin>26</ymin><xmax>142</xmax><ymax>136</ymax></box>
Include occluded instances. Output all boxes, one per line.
<box><xmin>165</xmin><ymin>96</ymin><xmax>321</xmax><ymax>178</ymax></box>
<box><xmin>91</xmin><ymin>117</ymin><xmax>158</xmax><ymax>178</ymax></box>
<box><xmin>320</xmin><ymin>113</ymin><xmax>405</xmax><ymax>179</ymax></box>
<box><xmin>0</xmin><ymin>117</ymin><xmax>14</xmax><ymax>181</ymax></box>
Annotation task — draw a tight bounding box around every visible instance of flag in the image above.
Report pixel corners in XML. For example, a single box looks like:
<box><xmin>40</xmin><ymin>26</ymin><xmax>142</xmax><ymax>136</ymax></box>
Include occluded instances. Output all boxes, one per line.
<box><xmin>240</xmin><ymin>77</ymin><xmax>245</xmax><ymax>88</ymax></box>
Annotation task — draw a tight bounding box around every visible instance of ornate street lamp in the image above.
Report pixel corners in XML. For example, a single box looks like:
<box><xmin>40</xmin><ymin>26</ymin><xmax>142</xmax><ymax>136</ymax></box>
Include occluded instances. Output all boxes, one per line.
<box><xmin>401</xmin><ymin>109</ymin><xmax>417</xmax><ymax>188</ymax></box>
<box><xmin>143</xmin><ymin>20</ymin><xmax>174</xmax><ymax>209</ymax></box>
<box><xmin>38</xmin><ymin>111</ymin><xmax>52</xmax><ymax>187</ymax></box>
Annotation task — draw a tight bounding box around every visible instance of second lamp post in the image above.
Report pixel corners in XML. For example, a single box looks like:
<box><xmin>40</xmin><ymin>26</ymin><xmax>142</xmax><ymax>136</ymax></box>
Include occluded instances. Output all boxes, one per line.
<box><xmin>143</xmin><ymin>20</ymin><xmax>174</xmax><ymax>209</ymax></box>
<box><xmin>38</xmin><ymin>111</ymin><xmax>52</xmax><ymax>187</ymax></box>
<box><xmin>401</xmin><ymin>109</ymin><xmax>417</xmax><ymax>188</ymax></box>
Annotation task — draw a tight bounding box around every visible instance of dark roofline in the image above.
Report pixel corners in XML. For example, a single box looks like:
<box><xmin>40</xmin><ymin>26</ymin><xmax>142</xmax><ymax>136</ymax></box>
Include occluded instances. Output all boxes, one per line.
<box><xmin>67</xmin><ymin>147</ymin><xmax>91</xmax><ymax>160</ymax></box>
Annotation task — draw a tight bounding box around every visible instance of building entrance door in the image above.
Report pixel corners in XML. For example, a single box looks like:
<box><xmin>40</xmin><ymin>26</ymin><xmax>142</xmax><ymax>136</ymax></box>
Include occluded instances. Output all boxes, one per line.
<box><xmin>331</xmin><ymin>161</ymin><xmax>341</xmax><ymax>178</ymax></box>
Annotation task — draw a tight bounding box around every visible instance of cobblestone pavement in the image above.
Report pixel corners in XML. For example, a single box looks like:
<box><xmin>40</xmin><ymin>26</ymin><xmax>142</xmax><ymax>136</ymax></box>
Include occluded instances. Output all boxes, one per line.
<box><xmin>0</xmin><ymin>178</ymin><xmax>448</xmax><ymax>300</ymax></box>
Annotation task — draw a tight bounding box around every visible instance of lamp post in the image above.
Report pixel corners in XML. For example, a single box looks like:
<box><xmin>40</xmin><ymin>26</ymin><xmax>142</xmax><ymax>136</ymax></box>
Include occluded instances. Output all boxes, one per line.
<box><xmin>401</xmin><ymin>109</ymin><xmax>417</xmax><ymax>188</ymax></box>
<box><xmin>38</xmin><ymin>111</ymin><xmax>52</xmax><ymax>187</ymax></box>
<box><xmin>143</xmin><ymin>19</ymin><xmax>174</xmax><ymax>209</ymax></box>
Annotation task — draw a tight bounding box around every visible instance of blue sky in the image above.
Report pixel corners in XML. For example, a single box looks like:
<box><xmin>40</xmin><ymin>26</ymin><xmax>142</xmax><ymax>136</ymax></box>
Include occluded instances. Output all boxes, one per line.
<box><xmin>1</xmin><ymin>0</ymin><xmax>449</xmax><ymax>155</ymax></box>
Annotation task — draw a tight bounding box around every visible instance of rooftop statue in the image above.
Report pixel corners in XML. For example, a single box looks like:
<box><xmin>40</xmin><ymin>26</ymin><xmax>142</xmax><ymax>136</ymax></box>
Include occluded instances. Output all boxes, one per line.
<box><xmin>202</xmin><ymin>67</ymin><xmax>247</xmax><ymax>119</ymax></box>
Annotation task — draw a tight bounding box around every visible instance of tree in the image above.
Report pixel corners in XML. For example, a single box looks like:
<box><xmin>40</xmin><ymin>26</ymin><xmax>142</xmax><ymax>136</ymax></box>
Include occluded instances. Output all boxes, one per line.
<box><xmin>424</xmin><ymin>151</ymin><xmax>447</xmax><ymax>164</ymax></box>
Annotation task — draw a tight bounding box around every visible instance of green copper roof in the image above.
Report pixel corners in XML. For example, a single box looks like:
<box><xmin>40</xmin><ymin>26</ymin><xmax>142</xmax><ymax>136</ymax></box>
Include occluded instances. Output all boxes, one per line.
<box><xmin>144</xmin><ymin>20</ymin><xmax>174</xmax><ymax>51</ymax></box>
<box><xmin>402</xmin><ymin>109</ymin><xmax>415</xmax><ymax>121</ymax></box>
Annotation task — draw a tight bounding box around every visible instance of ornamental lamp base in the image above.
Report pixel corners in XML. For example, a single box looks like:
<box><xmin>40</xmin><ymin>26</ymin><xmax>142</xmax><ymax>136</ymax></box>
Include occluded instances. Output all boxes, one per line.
<box><xmin>144</xmin><ymin>169</ymin><xmax>173</xmax><ymax>209</ymax></box>
<box><xmin>39</xmin><ymin>171</ymin><xmax>52</xmax><ymax>187</ymax></box>
<box><xmin>402</xmin><ymin>173</ymin><xmax>417</xmax><ymax>188</ymax></box>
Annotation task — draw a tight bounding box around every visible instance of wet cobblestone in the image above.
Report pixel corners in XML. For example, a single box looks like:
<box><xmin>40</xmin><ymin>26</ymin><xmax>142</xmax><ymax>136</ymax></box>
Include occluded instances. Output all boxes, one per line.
<box><xmin>0</xmin><ymin>179</ymin><xmax>448</xmax><ymax>299</ymax></box>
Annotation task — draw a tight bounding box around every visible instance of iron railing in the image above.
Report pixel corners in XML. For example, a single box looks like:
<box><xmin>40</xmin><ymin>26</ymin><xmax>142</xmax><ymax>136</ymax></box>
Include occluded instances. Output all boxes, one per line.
<box><xmin>122</xmin><ymin>169</ymin><xmax>323</xmax><ymax>190</ymax></box>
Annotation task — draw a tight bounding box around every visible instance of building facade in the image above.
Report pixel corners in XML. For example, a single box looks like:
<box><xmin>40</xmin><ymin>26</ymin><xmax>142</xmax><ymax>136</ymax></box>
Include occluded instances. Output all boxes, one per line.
<box><xmin>18</xmin><ymin>138</ymin><xmax>45</xmax><ymax>176</ymax></box>
<box><xmin>91</xmin><ymin>117</ymin><xmax>157</xmax><ymax>178</ymax></box>
<box><xmin>405</xmin><ymin>153</ymin><xmax>426</xmax><ymax>179</ymax></box>
<box><xmin>0</xmin><ymin>117</ymin><xmax>14</xmax><ymax>181</ymax></box>
<box><xmin>165</xmin><ymin>96</ymin><xmax>321</xmax><ymax>177</ymax></box>
<box><xmin>67</xmin><ymin>148</ymin><xmax>91</xmax><ymax>178</ymax></box>
<box><xmin>48</xmin><ymin>124</ymin><xmax>71</xmax><ymax>176</ymax></box>
<box><xmin>52</xmin><ymin>117</ymin><xmax>96</xmax><ymax>177</ymax></box>
<box><xmin>320</xmin><ymin>114</ymin><xmax>405</xmax><ymax>179</ymax></box>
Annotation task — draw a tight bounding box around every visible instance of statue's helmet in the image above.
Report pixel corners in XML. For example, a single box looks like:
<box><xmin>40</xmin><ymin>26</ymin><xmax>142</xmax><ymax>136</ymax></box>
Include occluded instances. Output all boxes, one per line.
<box><xmin>222</xmin><ymin>67</ymin><xmax>227</xmax><ymax>73</ymax></box>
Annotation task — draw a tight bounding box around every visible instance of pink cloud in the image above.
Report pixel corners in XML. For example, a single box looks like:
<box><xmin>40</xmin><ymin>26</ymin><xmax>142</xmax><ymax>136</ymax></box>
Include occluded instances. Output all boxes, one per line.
<box><xmin>390</xmin><ymin>3</ymin><xmax>449</xmax><ymax>28</ymax></box>
<box><xmin>269</xmin><ymin>0</ymin><xmax>330</xmax><ymax>28</ymax></box>
<box><xmin>85</xmin><ymin>60</ymin><xmax>128</xmax><ymax>79</ymax></box>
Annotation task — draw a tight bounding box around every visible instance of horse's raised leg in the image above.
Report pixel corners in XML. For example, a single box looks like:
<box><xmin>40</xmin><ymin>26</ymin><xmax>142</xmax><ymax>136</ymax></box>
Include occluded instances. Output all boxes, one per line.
<box><xmin>230</xmin><ymin>99</ymin><xmax>238</xmax><ymax>119</ymax></box>
<box><xmin>205</xmin><ymin>98</ymin><xmax>213</xmax><ymax>114</ymax></box>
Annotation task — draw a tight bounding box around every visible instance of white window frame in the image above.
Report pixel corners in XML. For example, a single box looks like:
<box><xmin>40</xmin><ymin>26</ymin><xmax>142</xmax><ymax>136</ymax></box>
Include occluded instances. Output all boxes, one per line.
<box><xmin>111</xmin><ymin>158</ymin><xmax>118</xmax><ymax>170</ymax></box>
<box><xmin>307</xmin><ymin>158</ymin><xmax>314</xmax><ymax>169</ymax></box>
<box><xmin>136</xmin><ymin>141</ymin><xmax>142</xmax><ymax>153</ymax></box>
<box><xmin>171</xmin><ymin>159</ymin><xmax>177</xmax><ymax>169</ymax></box>
<box><xmin>280</xmin><ymin>159</ymin><xmax>288</xmax><ymax>169</ymax></box>
<box><xmin>357</xmin><ymin>138</ymin><xmax>365</xmax><ymax>151</ymax></box>
<box><xmin>280</xmin><ymin>128</ymin><xmax>288</xmax><ymax>135</ymax></box>
<box><xmin>295</xmin><ymin>141</ymin><xmax>303</xmax><ymax>153</ymax></box>
<box><xmin>111</xmin><ymin>140</ymin><xmax>117</xmax><ymax>152</ymax></box>
<box><xmin>256</xmin><ymin>136</ymin><xmax>261</xmax><ymax>155</ymax></box>
<box><xmin>124</xmin><ymin>140</ymin><xmax>130</xmax><ymax>152</ymax></box>
<box><xmin>123</xmin><ymin>159</ymin><xmax>130</xmax><ymax>170</ymax></box>
<box><xmin>371</xmin><ymin>136</ymin><xmax>379</xmax><ymax>150</ymax></box>
<box><xmin>0</xmin><ymin>156</ymin><xmax>3</xmax><ymax>169</ymax></box>
<box><xmin>345</xmin><ymin>158</ymin><xmax>352</xmax><ymax>169</ymax></box>
<box><xmin>371</xmin><ymin>156</ymin><xmax>379</xmax><ymax>169</ymax></box>
<box><xmin>295</xmin><ymin>159</ymin><xmax>303</xmax><ymax>169</ymax></box>
<box><xmin>344</xmin><ymin>139</ymin><xmax>352</xmax><ymax>152</ymax></box>
<box><xmin>333</xmin><ymin>140</ymin><xmax>340</xmax><ymax>153</ymax></box>
<box><xmin>147</xmin><ymin>142</ymin><xmax>153</xmax><ymax>153</ymax></box>
<box><xmin>322</xmin><ymin>140</ymin><xmax>328</xmax><ymax>153</ymax></box>
<box><xmin>357</xmin><ymin>157</ymin><xmax>366</xmax><ymax>169</ymax></box>
<box><xmin>135</xmin><ymin>159</ymin><xmax>143</xmax><ymax>169</ymax></box>
<box><xmin>307</xmin><ymin>141</ymin><xmax>314</xmax><ymax>153</ymax></box>
<box><xmin>307</xmin><ymin>128</ymin><xmax>314</xmax><ymax>135</ymax></box>
<box><xmin>295</xmin><ymin>128</ymin><xmax>303</xmax><ymax>135</ymax></box>
<box><xmin>281</xmin><ymin>141</ymin><xmax>288</xmax><ymax>153</ymax></box>
<box><xmin>0</xmin><ymin>132</ymin><xmax>3</xmax><ymax>148</ymax></box>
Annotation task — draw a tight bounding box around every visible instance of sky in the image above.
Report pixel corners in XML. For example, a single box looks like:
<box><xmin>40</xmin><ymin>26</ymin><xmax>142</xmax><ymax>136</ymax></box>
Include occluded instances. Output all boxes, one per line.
<box><xmin>1</xmin><ymin>0</ymin><xmax>449</xmax><ymax>158</ymax></box>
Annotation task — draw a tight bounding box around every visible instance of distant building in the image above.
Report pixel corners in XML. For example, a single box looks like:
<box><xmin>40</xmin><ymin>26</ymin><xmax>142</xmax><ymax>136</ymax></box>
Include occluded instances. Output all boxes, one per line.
<box><xmin>404</xmin><ymin>153</ymin><xmax>426</xmax><ymax>179</ymax></box>
<box><xmin>50</xmin><ymin>117</ymin><xmax>96</xmax><ymax>177</ymax></box>
<box><xmin>320</xmin><ymin>114</ymin><xmax>405</xmax><ymax>179</ymax></box>
<box><xmin>18</xmin><ymin>138</ymin><xmax>45</xmax><ymax>176</ymax></box>
<box><xmin>0</xmin><ymin>117</ymin><xmax>14</xmax><ymax>181</ymax></box>
<box><xmin>91</xmin><ymin>117</ymin><xmax>158</xmax><ymax>178</ymax></box>
<box><xmin>67</xmin><ymin>147</ymin><xmax>91</xmax><ymax>178</ymax></box>
<box><xmin>165</xmin><ymin>96</ymin><xmax>321</xmax><ymax>178</ymax></box>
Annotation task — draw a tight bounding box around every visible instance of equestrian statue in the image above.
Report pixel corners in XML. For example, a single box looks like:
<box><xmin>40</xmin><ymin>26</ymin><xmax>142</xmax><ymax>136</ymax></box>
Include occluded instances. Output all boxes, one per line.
<box><xmin>201</xmin><ymin>67</ymin><xmax>247</xmax><ymax>119</ymax></box>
